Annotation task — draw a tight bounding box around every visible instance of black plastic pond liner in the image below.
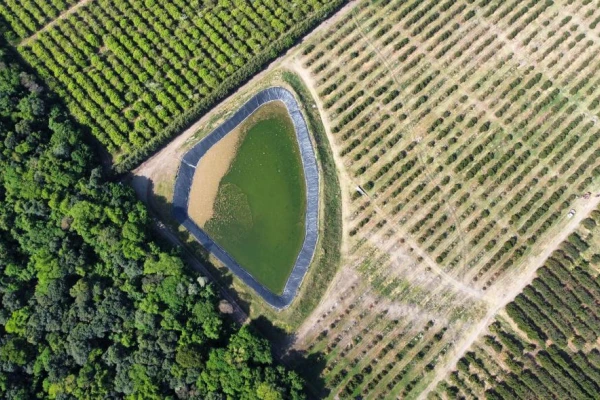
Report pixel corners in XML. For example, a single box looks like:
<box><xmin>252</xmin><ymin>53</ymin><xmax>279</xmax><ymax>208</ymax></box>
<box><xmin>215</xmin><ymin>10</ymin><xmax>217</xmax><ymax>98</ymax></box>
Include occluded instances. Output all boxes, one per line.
<box><xmin>173</xmin><ymin>87</ymin><xmax>320</xmax><ymax>309</ymax></box>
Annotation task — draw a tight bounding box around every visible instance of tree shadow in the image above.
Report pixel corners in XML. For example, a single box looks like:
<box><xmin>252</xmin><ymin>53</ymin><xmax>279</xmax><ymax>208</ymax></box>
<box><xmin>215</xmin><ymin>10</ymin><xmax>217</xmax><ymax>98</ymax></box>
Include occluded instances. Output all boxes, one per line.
<box><xmin>127</xmin><ymin>174</ymin><xmax>252</xmax><ymax>316</ymax></box>
<box><xmin>249</xmin><ymin>315</ymin><xmax>291</xmax><ymax>349</ymax></box>
<box><xmin>250</xmin><ymin>316</ymin><xmax>329</xmax><ymax>399</ymax></box>
<box><xmin>289</xmin><ymin>350</ymin><xmax>330</xmax><ymax>398</ymax></box>
<box><xmin>128</xmin><ymin>175</ymin><xmax>327</xmax><ymax>396</ymax></box>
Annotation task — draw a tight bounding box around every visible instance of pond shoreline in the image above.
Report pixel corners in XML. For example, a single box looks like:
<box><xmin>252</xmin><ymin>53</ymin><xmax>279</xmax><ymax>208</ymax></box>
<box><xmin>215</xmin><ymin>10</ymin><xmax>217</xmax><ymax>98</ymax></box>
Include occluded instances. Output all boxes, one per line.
<box><xmin>172</xmin><ymin>87</ymin><xmax>320</xmax><ymax>309</ymax></box>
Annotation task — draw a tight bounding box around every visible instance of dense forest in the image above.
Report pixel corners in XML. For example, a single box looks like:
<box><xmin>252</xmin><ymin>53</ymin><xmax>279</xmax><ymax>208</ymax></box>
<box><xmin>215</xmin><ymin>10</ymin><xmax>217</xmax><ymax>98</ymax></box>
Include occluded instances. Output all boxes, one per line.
<box><xmin>0</xmin><ymin>47</ymin><xmax>304</xmax><ymax>399</ymax></box>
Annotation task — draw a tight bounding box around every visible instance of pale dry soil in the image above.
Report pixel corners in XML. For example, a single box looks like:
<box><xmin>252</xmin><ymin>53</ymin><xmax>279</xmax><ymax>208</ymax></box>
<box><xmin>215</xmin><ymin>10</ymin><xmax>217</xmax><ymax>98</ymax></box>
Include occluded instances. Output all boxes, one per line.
<box><xmin>132</xmin><ymin>0</ymin><xmax>362</xmax><ymax>206</ymax></box>
<box><xmin>188</xmin><ymin>127</ymin><xmax>242</xmax><ymax>227</ymax></box>
<box><xmin>284</xmin><ymin>16</ymin><xmax>600</xmax><ymax>395</ymax></box>
<box><xmin>421</xmin><ymin>194</ymin><xmax>600</xmax><ymax>399</ymax></box>
<box><xmin>131</xmin><ymin>0</ymin><xmax>360</xmax><ymax>324</ymax></box>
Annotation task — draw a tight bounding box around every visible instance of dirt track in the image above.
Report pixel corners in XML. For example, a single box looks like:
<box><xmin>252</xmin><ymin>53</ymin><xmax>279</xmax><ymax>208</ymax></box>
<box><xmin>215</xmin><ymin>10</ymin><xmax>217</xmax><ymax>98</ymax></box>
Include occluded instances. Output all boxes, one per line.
<box><xmin>19</xmin><ymin>0</ymin><xmax>95</xmax><ymax>47</ymax></box>
<box><xmin>418</xmin><ymin>193</ymin><xmax>600</xmax><ymax>398</ymax></box>
<box><xmin>129</xmin><ymin>0</ymin><xmax>600</xmax><ymax>396</ymax></box>
<box><xmin>132</xmin><ymin>0</ymin><xmax>361</xmax><ymax>202</ymax></box>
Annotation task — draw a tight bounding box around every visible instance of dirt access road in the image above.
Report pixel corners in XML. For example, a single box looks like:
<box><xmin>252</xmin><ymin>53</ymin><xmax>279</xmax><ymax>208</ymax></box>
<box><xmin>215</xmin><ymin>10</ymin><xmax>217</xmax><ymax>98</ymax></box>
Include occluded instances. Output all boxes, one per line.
<box><xmin>129</xmin><ymin>0</ymin><xmax>600</xmax><ymax>396</ymax></box>
<box><xmin>131</xmin><ymin>0</ymin><xmax>360</xmax><ymax>324</ymax></box>
<box><xmin>418</xmin><ymin>193</ymin><xmax>600</xmax><ymax>398</ymax></box>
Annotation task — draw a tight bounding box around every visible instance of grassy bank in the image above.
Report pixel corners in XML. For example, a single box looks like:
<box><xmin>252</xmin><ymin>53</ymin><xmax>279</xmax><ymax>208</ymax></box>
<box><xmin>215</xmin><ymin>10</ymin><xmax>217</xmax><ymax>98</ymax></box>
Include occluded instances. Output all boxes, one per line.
<box><xmin>275</xmin><ymin>70</ymin><xmax>343</xmax><ymax>325</ymax></box>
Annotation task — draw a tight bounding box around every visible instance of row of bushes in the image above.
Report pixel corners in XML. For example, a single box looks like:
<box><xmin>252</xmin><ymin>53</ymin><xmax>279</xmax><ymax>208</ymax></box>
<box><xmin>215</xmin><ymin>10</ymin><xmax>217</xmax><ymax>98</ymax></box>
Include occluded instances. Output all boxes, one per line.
<box><xmin>12</xmin><ymin>0</ymin><xmax>346</xmax><ymax>171</ymax></box>
<box><xmin>0</xmin><ymin>0</ymin><xmax>76</xmax><ymax>39</ymax></box>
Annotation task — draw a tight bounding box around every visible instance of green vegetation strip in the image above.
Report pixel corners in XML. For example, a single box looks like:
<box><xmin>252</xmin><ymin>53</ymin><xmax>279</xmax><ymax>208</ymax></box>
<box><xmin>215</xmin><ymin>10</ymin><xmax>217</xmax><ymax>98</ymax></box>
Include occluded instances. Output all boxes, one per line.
<box><xmin>279</xmin><ymin>71</ymin><xmax>343</xmax><ymax>322</ymax></box>
<box><xmin>0</xmin><ymin>0</ymin><xmax>347</xmax><ymax>172</ymax></box>
<box><xmin>204</xmin><ymin>103</ymin><xmax>307</xmax><ymax>294</ymax></box>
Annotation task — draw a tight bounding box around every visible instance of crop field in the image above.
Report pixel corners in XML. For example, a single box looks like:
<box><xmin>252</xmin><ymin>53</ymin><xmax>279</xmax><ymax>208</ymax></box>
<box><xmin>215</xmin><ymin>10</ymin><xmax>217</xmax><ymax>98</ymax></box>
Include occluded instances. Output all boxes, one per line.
<box><xmin>285</xmin><ymin>0</ymin><xmax>600</xmax><ymax>397</ymax></box>
<box><xmin>435</xmin><ymin>209</ymin><xmax>600</xmax><ymax>399</ymax></box>
<box><xmin>200</xmin><ymin>102</ymin><xmax>307</xmax><ymax>294</ymax></box>
<box><xmin>0</xmin><ymin>0</ymin><xmax>344</xmax><ymax>168</ymax></box>
<box><xmin>0</xmin><ymin>0</ymin><xmax>78</xmax><ymax>37</ymax></box>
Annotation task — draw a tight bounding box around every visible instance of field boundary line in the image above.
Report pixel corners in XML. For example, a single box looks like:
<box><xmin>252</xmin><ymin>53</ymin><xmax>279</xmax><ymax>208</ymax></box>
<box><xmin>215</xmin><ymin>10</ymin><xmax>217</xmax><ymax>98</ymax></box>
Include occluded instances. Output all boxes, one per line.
<box><xmin>419</xmin><ymin>194</ymin><xmax>600</xmax><ymax>398</ymax></box>
<box><xmin>19</xmin><ymin>0</ymin><xmax>95</xmax><ymax>47</ymax></box>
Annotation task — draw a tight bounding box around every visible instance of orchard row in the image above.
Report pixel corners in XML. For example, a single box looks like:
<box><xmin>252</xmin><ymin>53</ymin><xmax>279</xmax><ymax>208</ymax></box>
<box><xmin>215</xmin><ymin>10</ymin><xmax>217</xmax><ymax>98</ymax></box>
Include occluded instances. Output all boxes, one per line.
<box><xmin>303</xmin><ymin>0</ymin><xmax>600</xmax><ymax>291</ymax></box>
<box><xmin>296</xmin><ymin>0</ymin><xmax>600</xmax><ymax>397</ymax></box>
<box><xmin>437</xmin><ymin>208</ymin><xmax>600</xmax><ymax>399</ymax></box>
<box><xmin>0</xmin><ymin>0</ymin><xmax>343</xmax><ymax>168</ymax></box>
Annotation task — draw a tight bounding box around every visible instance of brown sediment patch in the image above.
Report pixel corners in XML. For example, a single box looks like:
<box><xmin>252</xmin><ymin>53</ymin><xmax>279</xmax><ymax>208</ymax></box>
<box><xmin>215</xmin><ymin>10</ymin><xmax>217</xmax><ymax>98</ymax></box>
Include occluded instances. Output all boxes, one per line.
<box><xmin>188</xmin><ymin>102</ymin><xmax>289</xmax><ymax>227</ymax></box>
<box><xmin>188</xmin><ymin>128</ymin><xmax>243</xmax><ymax>227</ymax></box>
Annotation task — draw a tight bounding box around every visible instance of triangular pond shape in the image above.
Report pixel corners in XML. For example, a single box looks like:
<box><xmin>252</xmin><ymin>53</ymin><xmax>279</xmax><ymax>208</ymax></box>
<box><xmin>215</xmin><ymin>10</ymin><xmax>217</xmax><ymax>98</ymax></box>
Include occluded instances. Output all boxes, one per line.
<box><xmin>190</xmin><ymin>101</ymin><xmax>306</xmax><ymax>293</ymax></box>
<box><xmin>173</xmin><ymin>87</ymin><xmax>319</xmax><ymax>309</ymax></box>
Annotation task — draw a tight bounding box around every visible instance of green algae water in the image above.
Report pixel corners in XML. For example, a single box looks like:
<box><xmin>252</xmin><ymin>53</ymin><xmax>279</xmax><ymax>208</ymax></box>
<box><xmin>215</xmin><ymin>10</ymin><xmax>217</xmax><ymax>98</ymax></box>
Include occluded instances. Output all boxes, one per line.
<box><xmin>204</xmin><ymin>102</ymin><xmax>307</xmax><ymax>294</ymax></box>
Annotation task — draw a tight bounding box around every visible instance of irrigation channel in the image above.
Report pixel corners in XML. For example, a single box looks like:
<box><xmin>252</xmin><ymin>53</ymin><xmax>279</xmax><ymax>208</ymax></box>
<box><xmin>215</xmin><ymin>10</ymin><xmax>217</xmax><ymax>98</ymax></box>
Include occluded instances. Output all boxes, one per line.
<box><xmin>173</xmin><ymin>87</ymin><xmax>319</xmax><ymax>309</ymax></box>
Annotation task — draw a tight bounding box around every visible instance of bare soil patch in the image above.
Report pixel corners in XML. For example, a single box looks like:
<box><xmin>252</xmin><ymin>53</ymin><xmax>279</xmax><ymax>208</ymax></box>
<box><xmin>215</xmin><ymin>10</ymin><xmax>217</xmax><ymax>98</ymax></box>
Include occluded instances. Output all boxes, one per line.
<box><xmin>188</xmin><ymin>128</ymin><xmax>242</xmax><ymax>227</ymax></box>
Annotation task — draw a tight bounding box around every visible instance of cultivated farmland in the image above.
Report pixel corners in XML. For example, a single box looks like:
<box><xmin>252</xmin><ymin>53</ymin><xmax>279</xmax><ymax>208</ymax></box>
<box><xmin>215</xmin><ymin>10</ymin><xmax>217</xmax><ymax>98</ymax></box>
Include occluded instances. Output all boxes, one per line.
<box><xmin>128</xmin><ymin>0</ymin><xmax>600</xmax><ymax>396</ymax></box>
<box><xmin>436</xmin><ymin>209</ymin><xmax>600</xmax><ymax>399</ymax></box>
<box><xmin>0</xmin><ymin>0</ymin><xmax>78</xmax><ymax>37</ymax></box>
<box><xmin>284</xmin><ymin>0</ymin><xmax>600</xmax><ymax>397</ymax></box>
<box><xmin>0</xmin><ymin>0</ymin><xmax>344</xmax><ymax>168</ymax></box>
